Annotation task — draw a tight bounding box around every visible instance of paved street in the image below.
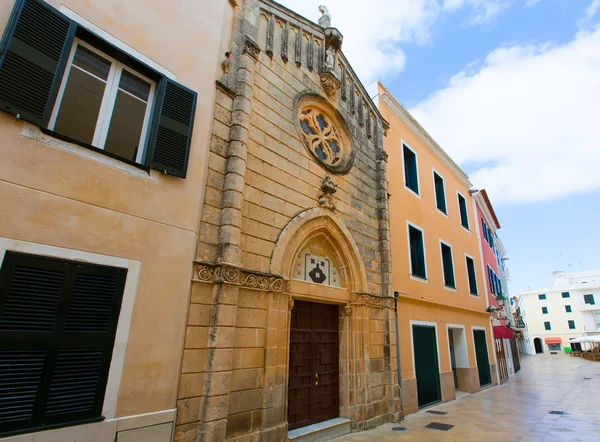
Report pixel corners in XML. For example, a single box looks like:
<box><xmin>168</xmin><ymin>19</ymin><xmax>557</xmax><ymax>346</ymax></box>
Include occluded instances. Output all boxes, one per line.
<box><xmin>334</xmin><ymin>354</ymin><xmax>600</xmax><ymax>441</ymax></box>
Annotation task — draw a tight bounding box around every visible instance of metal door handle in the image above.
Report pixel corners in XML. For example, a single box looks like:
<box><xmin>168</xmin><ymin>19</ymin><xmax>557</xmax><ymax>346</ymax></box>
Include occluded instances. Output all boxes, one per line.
<box><xmin>315</xmin><ymin>372</ymin><xmax>319</xmax><ymax>386</ymax></box>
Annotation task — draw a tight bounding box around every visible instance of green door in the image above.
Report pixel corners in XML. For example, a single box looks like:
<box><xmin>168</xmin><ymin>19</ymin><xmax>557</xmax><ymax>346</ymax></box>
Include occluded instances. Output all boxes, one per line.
<box><xmin>412</xmin><ymin>325</ymin><xmax>441</xmax><ymax>408</ymax></box>
<box><xmin>473</xmin><ymin>329</ymin><xmax>492</xmax><ymax>386</ymax></box>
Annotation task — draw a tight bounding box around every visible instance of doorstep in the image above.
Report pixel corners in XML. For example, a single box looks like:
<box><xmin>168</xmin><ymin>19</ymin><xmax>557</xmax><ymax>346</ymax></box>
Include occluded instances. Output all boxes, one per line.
<box><xmin>288</xmin><ymin>418</ymin><xmax>351</xmax><ymax>442</ymax></box>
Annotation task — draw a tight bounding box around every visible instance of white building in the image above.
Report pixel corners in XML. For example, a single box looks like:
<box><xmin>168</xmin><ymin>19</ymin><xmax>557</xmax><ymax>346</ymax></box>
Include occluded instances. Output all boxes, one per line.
<box><xmin>520</xmin><ymin>270</ymin><xmax>600</xmax><ymax>355</ymax></box>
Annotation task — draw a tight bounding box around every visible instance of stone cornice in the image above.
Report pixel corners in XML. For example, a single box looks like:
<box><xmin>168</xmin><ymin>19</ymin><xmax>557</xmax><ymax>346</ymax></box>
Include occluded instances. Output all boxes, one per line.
<box><xmin>194</xmin><ymin>262</ymin><xmax>283</xmax><ymax>292</ymax></box>
<box><xmin>378</xmin><ymin>84</ymin><xmax>472</xmax><ymax>190</ymax></box>
<box><xmin>473</xmin><ymin>191</ymin><xmax>499</xmax><ymax>232</ymax></box>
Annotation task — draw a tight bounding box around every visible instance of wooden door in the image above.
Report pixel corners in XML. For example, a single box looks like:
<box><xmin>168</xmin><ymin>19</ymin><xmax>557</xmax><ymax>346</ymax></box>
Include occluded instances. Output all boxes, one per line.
<box><xmin>510</xmin><ymin>338</ymin><xmax>521</xmax><ymax>372</ymax></box>
<box><xmin>413</xmin><ymin>325</ymin><xmax>441</xmax><ymax>408</ymax></box>
<box><xmin>473</xmin><ymin>330</ymin><xmax>492</xmax><ymax>387</ymax></box>
<box><xmin>288</xmin><ymin>301</ymin><xmax>339</xmax><ymax>430</ymax></box>
<box><xmin>495</xmin><ymin>338</ymin><xmax>509</xmax><ymax>384</ymax></box>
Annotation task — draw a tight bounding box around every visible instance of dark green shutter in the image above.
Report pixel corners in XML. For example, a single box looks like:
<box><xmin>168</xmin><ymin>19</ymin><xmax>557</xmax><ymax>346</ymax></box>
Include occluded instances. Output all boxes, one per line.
<box><xmin>0</xmin><ymin>0</ymin><xmax>75</xmax><ymax>126</ymax></box>
<box><xmin>459</xmin><ymin>194</ymin><xmax>469</xmax><ymax>229</ymax></box>
<box><xmin>473</xmin><ymin>330</ymin><xmax>491</xmax><ymax>386</ymax></box>
<box><xmin>0</xmin><ymin>252</ymin><xmax>126</xmax><ymax>435</ymax></box>
<box><xmin>145</xmin><ymin>78</ymin><xmax>197</xmax><ymax>178</ymax></box>
<box><xmin>434</xmin><ymin>173</ymin><xmax>446</xmax><ymax>213</ymax></box>
<box><xmin>466</xmin><ymin>257</ymin><xmax>477</xmax><ymax>295</ymax></box>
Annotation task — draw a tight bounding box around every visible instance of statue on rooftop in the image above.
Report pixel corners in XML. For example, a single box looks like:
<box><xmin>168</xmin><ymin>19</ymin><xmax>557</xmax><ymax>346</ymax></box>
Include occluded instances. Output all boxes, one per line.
<box><xmin>318</xmin><ymin>5</ymin><xmax>331</xmax><ymax>28</ymax></box>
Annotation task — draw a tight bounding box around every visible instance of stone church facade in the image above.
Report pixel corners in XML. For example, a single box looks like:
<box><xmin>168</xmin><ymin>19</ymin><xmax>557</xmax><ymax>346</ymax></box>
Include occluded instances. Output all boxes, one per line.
<box><xmin>174</xmin><ymin>1</ymin><xmax>401</xmax><ymax>441</ymax></box>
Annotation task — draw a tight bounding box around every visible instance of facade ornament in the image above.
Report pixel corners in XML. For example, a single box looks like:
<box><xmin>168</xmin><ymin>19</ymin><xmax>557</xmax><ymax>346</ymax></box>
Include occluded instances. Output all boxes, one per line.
<box><xmin>324</xmin><ymin>46</ymin><xmax>335</xmax><ymax>70</ymax></box>
<box><xmin>193</xmin><ymin>262</ymin><xmax>283</xmax><ymax>292</ymax></box>
<box><xmin>352</xmin><ymin>292</ymin><xmax>395</xmax><ymax>309</ymax></box>
<box><xmin>377</xmin><ymin>149</ymin><xmax>388</xmax><ymax>163</ymax></box>
<box><xmin>318</xmin><ymin>5</ymin><xmax>331</xmax><ymax>28</ymax></box>
<box><xmin>288</xmin><ymin>295</ymin><xmax>295</xmax><ymax>311</ymax></box>
<box><xmin>318</xmin><ymin>175</ymin><xmax>338</xmax><ymax>211</ymax></box>
<box><xmin>344</xmin><ymin>303</ymin><xmax>352</xmax><ymax>317</ymax></box>
<box><xmin>243</xmin><ymin>36</ymin><xmax>261</xmax><ymax>60</ymax></box>
<box><xmin>320</xmin><ymin>71</ymin><xmax>341</xmax><ymax>96</ymax></box>
<box><xmin>220</xmin><ymin>51</ymin><xmax>232</xmax><ymax>81</ymax></box>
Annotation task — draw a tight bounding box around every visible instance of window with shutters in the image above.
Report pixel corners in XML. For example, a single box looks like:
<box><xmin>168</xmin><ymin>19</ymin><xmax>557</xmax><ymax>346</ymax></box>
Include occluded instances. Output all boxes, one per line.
<box><xmin>0</xmin><ymin>251</ymin><xmax>126</xmax><ymax>436</ymax></box>
<box><xmin>458</xmin><ymin>192</ymin><xmax>469</xmax><ymax>230</ymax></box>
<box><xmin>433</xmin><ymin>171</ymin><xmax>446</xmax><ymax>214</ymax></box>
<box><xmin>0</xmin><ymin>0</ymin><xmax>197</xmax><ymax>178</ymax></box>
<box><xmin>542</xmin><ymin>307</ymin><xmax>548</xmax><ymax>314</ymax></box>
<box><xmin>565</xmin><ymin>305</ymin><xmax>572</xmax><ymax>313</ymax></box>
<box><xmin>49</xmin><ymin>39</ymin><xmax>156</xmax><ymax>164</ymax></box>
<box><xmin>544</xmin><ymin>321</ymin><xmax>551</xmax><ymax>330</ymax></box>
<box><xmin>440</xmin><ymin>242</ymin><xmax>455</xmax><ymax>288</ymax></box>
<box><xmin>403</xmin><ymin>143</ymin><xmax>420</xmax><ymax>195</ymax></box>
<box><xmin>584</xmin><ymin>294</ymin><xmax>595</xmax><ymax>305</ymax></box>
<box><xmin>408</xmin><ymin>224</ymin><xmax>426</xmax><ymax>279</ymax></box>
<box><xmin>466</xmin><ymin>256</ymin><xmax>478</xmax><ymax>295</ymax></box>
<box><xmin>568</xmin><ymin>320</ymin><xmax>576</xmax><ymax>330</ymax></box>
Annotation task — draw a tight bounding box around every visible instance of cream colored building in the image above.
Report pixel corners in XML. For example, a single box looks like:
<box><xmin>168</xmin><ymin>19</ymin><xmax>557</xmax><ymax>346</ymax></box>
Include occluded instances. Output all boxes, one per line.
<box><xmin>520</xmin><ymin>271</ymin><xmax>600</xmax><ymax>355</ymax></box>
<box><xmin>0</xmin><ymin>0</ymin><xmax>233</xmax><ymax>440</ymax></box>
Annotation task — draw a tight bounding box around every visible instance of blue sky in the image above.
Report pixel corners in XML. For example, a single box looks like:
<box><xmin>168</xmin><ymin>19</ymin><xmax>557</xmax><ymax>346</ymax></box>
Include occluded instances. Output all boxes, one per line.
<box><xmin>279</xmin><ymin>0</ymin><xmax>600</xmax><ymax>294</ymax></box>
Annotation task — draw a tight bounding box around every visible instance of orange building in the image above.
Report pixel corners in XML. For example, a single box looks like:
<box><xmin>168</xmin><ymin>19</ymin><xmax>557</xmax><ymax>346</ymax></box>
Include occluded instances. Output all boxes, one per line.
<box><xmin>378</xmin><ymin>83</ymin><xmax>498</xmax><ymax>415</ymax></box>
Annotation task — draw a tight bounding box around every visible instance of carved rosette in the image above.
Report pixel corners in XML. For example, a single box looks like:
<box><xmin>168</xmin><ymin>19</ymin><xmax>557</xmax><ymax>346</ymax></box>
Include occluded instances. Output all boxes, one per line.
<box><xmin>194</xmin><ymin>262</ymin><xmax>283</xmax><ymax>292</ymax></box>
<box><xmin>243</xmin><ymin>36</ymin><xmax>261</xmax><ymax>60</ymax></box>
<box><xmin>352</xmin><ymin>292</ymin><xmax>395</xmax><ymax>309</ymax></box>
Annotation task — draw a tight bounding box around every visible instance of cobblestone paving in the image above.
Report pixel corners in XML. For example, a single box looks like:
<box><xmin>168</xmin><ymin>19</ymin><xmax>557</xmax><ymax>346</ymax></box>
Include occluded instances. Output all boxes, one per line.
<box><xmin>333</xmin><ymin>354</ymin><xmax>600</xmax><ymax>441</ymax></box>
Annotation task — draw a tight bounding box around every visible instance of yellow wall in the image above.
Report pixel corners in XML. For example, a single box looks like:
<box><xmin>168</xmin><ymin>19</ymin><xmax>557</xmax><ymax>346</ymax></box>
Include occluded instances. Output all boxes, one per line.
<box><xmin>0</xmin><ymin>0</ymin><xmax>232</xmax><ymax>419</ymax></box>
<box><xmin>378</xmin><ymin>83</ymin><xmax>495</xmax><ymax>383</ymax></box>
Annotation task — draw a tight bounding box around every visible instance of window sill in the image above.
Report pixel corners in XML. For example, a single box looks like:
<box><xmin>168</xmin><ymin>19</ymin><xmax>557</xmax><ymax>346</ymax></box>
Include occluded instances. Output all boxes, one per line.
<box><xmin>20</xmin><ymin>122</ymin><xmax>157</xmax><ymax>181</ymax></box>
<box><xmin>444</xmin><ymin>284</ymin><xmax>457</xmax><ymax>292</ymax></box>
<box><xmin>0</xmin><ymin>416</ymin><xmax>104</xmax><ymax>438</ymax></box>
<box><xmin>436</xmin><ymin>208</ymin><xmax>448</xmax><ymax>217</ymax></box>
<box><xmin>40</xmin><ymin>128</ymin><xmax>150</xmax><ymax>172</ymax></box>
<box><xmin>461</xmin><ymin>224</ymin><xmax>470</xmax><ymax>232</ymax></box>
<box><xmin>404</xmin><ymin>185</ymin><xmax>421</xmax><ymax>199</ymax></box>
<box><xmin>410</xmin><ymin>274</ymin><xmax>428</xmax><ymax>284</ymax></box>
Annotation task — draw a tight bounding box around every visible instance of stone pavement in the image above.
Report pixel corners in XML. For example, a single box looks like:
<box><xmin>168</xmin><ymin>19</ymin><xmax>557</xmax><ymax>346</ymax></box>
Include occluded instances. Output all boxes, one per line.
<box><xmin>333</xmin><ymin>354</ymin><xmax>600</xmax><ymax>441</ymax></box>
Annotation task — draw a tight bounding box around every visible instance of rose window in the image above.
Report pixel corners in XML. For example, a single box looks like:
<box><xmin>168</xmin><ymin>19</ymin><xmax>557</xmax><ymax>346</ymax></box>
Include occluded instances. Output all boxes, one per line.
<box><xmin>296</xmin><ymin>96</ymin><xmax>353</xmax><ymax>174</ymax></box>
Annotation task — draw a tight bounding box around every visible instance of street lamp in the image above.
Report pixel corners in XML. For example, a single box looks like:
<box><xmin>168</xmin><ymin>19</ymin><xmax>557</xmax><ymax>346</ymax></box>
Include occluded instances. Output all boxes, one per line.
<box><xmin>496</xmin><ymin>295</ymin><xmax>506</xmax><ymax>307</ymax></box>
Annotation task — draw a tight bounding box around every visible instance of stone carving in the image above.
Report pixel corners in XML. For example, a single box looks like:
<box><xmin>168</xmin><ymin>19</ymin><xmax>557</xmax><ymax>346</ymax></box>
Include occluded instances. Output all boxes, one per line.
<box><xmin>288</xmin><ymin>295</ymin><xmax>295</xmax><ymax>310</ymax></box>
<box><xmin>281</xmin><ymin>22</ymin><xmax>289</xmax><ymax>62</ymax></box>
<box><xmin>295</xmin><ymin>27</ymin><xmax>302</xmax><ymax>66</ymax></box>
<box><xmin>243</xmin><ymin>36</ymin><xmax>260</xmax><ymax>60</ymax></box>
<box><xmin>352</xmin><ymin>292</ymin><xmax>395</xmax><ymax>309</ymax></box>
<box><xmin>221</xmin><ymin>51</ymin><xmax>232</xmax><ymax>81</ymax></box>
<box><xmin>266</xmin><ymin>14</ymin><xmax>275</xmax><ymax>57</ymax></box>
<box><xmin>377</xmin><ymin>149</ymin><xmax>388</xmax><ymax>163</ymax></box>
<box><xmin>344</xmin><ymin>303</ymin><xmax>352</xmax><ymax>317</ymax></box>
<box><xmin>324</xmin><ymin>46</ymin><xmax>335</xmax><ymax>70</ymax></box>
<box><xmin>307</xmin><ymin>35</ymin><xmax>314</xmax><ymax>71</ymax></box>
<box><xmin>320</xmin><ymin>70</ymin><xmax>341</xmax><ymax>96</ymax></box>
<box><xmin>319</xmin><ymin>175</ymin><xmax>338</xmax><ymax>211</ymax></box>
<box><xmin>318</xmin><ymin>4</ymin><xmax>331</xmax><ymax>27</ymax></box>
<box><xmin>194</xmin><ymin>262</ymin><xmax>283</xmax><ymax>292</ymax></box>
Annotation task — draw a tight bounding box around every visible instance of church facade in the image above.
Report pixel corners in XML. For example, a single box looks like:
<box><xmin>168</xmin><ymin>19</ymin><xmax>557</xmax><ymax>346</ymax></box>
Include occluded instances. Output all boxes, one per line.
<box><xmin>174</xmin><ymin>1</ymin><xmax>401</xmax><ymax>441</ymax></box>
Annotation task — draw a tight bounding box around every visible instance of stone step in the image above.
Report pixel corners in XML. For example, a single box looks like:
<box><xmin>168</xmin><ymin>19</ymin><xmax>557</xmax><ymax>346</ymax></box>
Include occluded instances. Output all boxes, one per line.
<box><xmin>288</xmin><ymin>418</ymin><xmax>351</xmax><ymax>442</ymax></box>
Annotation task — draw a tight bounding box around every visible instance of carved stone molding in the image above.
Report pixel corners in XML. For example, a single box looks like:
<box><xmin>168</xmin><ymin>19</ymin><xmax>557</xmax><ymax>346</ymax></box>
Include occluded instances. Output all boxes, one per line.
<box><xmin>288</xmin><ymin>295</ymin><xmax>295</xmax><ymax>311</ymax></box>
<box><xmin>320</xmin><ymin>69</ymin><xmax>341</xmax><ymax>97</ymax></box>
<box><xmin>352</xmin><ymin>292</ymin><xmax>395</xmax><ymax>309</ymax></box>
<box><xmin>318</xmin><ymin>175</ymin><xmax>338</xmax><ymax>211</ymax></box>
<box><xmin>324</xmin><ymin>27</ymin><xmax>343</xmax><ymax>51</ymax></box>
<box><xmin>377</xmin><ymin>149</ymin><xmax>388</xmax><ymax>163</ymax></box>
<box><xmin>243</xmin><ymin>36</ymin><xmax>260</xmax><ymax>60</ymax></box>
<box><xmin>194</xmin><ymin>262</ymin><xmax>283</xmax><ymax>292</ymax></box>
<box><xmin>344</xmin><ymin>303</ymin><xmax>352</xmax><ymax>317</ymax></box>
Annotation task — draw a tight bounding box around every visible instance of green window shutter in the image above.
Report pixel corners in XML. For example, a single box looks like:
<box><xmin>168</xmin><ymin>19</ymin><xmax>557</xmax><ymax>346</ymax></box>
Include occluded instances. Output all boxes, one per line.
<box><xmin>0</xmin><ymin>252</ymin><xmax>126</xmax><ymax>435</ymax></box>
<box><xmin>568</xmin><ymin>320</ymin><xmax>575</xmax><ymax>330</ymax></box>
<box><xmin>542</xmin><ymin>307</ymin><xmax>548</xmax><ymax>314</ymax></box>
<box><xmin>145</xmin><ymin>78</ymin><xmax>197</xmax><ymax>178</ymax></box>
<box><xmin>434</xmin><ymin>173</ymin><xmax>446</xmax><ymax>213</ymax></box>
<box><xmin>441</xmin><ymin>243</ymin><xmax>454</xmax><ymax>288</ymax></box>
<box><xmin>488</xmin><ymin>267</ymin><xmax>495</xmax><ymax>294</ymax></box>
<box><xmin>466</xmin><ymin>257</ymin><xmax>477</xmax><ymax>295</ymax></box>
<box><xmin>458</xmin><ymin>194</ymin><xmax>469</xmax><ymax>229</ymax></box>
<box><xmin>403</xmin><ymin>145</ymin><xmax>419</xmax><ymax>194</ymax></box>
<box><xmin>544</xmin><ymin>321</ymin><xmax>551</xmax><ymax>330</ymax></box>
<box><xmin>0</xmin><ymin>0</ymin><xmax>75</xmax><ymax>126</ymax></box>
<box><xmin>565</xmin><ymin>305</ymin><xmax>572</xmax><ymax>313</ymax></box>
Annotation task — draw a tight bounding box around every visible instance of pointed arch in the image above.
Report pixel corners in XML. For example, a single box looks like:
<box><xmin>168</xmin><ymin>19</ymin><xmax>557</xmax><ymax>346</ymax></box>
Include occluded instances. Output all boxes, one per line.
<box><xmin>270</xmin><ymin>207</ymin><xmax>368</xmax><ymax>293</ymax></box>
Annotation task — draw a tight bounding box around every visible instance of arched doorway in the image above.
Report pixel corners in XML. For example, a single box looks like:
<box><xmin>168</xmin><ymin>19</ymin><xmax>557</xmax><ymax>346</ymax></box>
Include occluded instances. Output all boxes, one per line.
<box><xmin>269</xmin><ymin>207</ymin><xmax>399</xmax><ymax>433</ymax></box>
<box><xmin>534</xmin><ymin>337</ymin><xmax>543</xmax><ymax>354</ymax></box>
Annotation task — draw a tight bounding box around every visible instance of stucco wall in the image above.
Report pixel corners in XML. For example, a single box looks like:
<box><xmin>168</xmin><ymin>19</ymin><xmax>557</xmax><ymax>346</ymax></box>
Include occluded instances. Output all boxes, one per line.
<box><xmin>0</xmin><ymin>0</ymin><xmax>232</xmax><ymax>438</ymax></box>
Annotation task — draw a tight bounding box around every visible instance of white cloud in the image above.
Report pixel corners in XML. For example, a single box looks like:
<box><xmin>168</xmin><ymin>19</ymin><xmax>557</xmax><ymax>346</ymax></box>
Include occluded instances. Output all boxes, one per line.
<box><xmin>410</xmin><ymin>26</ymin><xmax>600</xmax><ymax>205</ymax></box>
<box><xmin>577</xmin><ymin>0</ymin><xmax>600</xmax><ymax>27</ymax></box>
<box><xmin>276</xmin><ymin>0</ymin><xmax>512</xmax><ymax>83</ymax></box>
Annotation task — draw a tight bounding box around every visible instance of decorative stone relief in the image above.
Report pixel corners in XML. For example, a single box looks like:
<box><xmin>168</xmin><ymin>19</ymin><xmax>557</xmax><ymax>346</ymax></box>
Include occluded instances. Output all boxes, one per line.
<box><xmin>377</xmin><ymin>149</ymin><xmax>388</xmax><ymax>163</ymax></box>
<box><xmin>194</xmin><ymin>262</ymin><xmax>283</xmax><ymax>292</ymax></box>
<box><xmin>320</xmin><ymin>70</ymin><xmax>341</xmax><ymax>97</ymax></box>
<box><xmin>220</xmin><ymin>51</ymin><xmax>232</xmax><ymax>82</ymax></box>
<box><xmin>344</xmin><ymin>303</ymin><xmax>352</xmax><ymax>317</ymax></box>
<box><xmin>293</xmin><ymin>237</ymin><xmax>343</xmax><ymax>287</ymax></box>
<box><xmin>243</xmin><ymin>36</ymin><xmax>260</xmax><ymax>60</ymax></box>
<box><xmin>281</xmin><ymin>22</ymin><xmax>289</xmax><ymax>62</ymax></box>
<box><xmin>295</xmin><ymin>27</ymin><xmax>302</xmax><ymax>66</ymax></box>
<box><xmin>288</xmin><ymin>295</ymin><xmax>295</xmax><ymax>310</ymax></box>
<box><xmin>318</xmin><ymin>175</ymin><xmax>338</xmax><ymax>211</ymax></box>
<box><xmin>352</xmin><ymin>292</ymin><xmax>395</xmax><ymax>309</ymax></box>
<box><xmin>266</xmin><ymin>14</ymin><xmax>275</xmax><ymax>57</ymax></box>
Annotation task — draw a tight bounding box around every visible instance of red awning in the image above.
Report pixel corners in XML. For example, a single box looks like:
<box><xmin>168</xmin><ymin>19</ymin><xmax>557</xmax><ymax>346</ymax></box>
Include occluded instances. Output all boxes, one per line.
<box><xmin>493</xmin><ymin>325</ymin><xmax>515</xmax><ymax>339</ymax></box>
<box><xmin>545</xmin><ymin>337</ymin><xmax>562</xmax><ymax>344</ymax></box>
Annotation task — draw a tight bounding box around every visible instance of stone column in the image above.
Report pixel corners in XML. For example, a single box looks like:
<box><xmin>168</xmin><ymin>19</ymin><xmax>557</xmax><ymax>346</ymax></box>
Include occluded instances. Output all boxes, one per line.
<box><xmin>196</xmin><ymin>38</ymin><xmax>261</xmax><ymax>442</ymax></box>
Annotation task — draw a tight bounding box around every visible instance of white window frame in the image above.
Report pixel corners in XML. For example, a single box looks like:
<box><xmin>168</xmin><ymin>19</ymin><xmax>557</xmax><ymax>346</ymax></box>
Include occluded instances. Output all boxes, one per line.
<box><xmin>49</xmin><ymin>38</ymin><xmax>156</xmax><ymax>164</ymax></box>
<box><xmin>464</xmin><ymin>253</ymin><xmax>478</xmax><ymax>297</ymax></box>
<box><xmin>457</xmin><ymin>191</ymin><xmax>470</xmax><ymax>231</ymax></box>
<box><xmin>432</xmin><ymin>168</ymin><xmax>447</xmax><ymax>217</ymax></box>
<box><xmin>401</xmin><ymin>140</ymin><xmax>421</xmax><ymax>198</ymax></box>
<box><xmin>439</xmin><ymin>239</ymin><xmax>456</xmax><ymax>291</ymax></box>
<box><xmin>406</xmin><ymin>220</ymin><xmax>427</xmax><ymax>283</ymax></box>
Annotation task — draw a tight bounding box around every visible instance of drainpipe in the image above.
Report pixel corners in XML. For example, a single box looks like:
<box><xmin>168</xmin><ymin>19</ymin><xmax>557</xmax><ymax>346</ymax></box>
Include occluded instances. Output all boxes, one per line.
<box><xmin>394</xmin><ymin>291</ymin><xmax>405</xmax><ymax>420</ymax></box>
